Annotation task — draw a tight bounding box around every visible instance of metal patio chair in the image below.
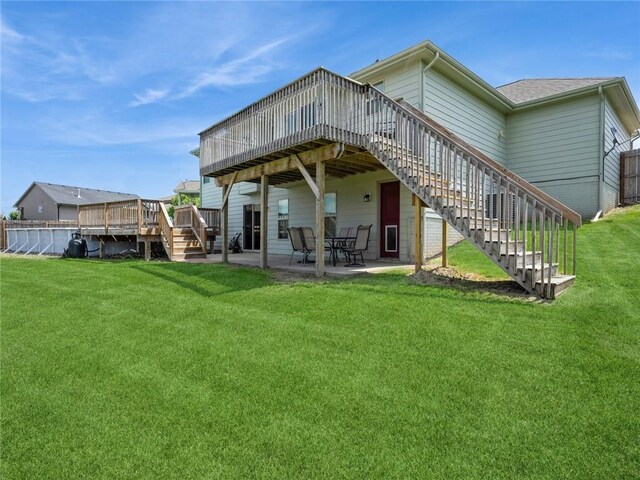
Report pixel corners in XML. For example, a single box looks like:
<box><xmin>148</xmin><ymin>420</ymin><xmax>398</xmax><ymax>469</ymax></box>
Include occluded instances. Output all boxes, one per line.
<box><xmin>343</xmin><ymin>224</ymin><xmax>372</xmax><ymax>267</ymax></box>
<box><xmin>288</xmin><ymin>227</ymin><xmax>310</xmax><ymax>265</ymax></box>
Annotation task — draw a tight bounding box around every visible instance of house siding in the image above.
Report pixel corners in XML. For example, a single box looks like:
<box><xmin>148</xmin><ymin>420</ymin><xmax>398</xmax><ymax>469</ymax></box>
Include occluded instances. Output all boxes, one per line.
<box><xmin>603</xmin><ymin>97</ymin><xmax>629</xmax><ymax>211</ymax></box>
<box><xmin>18</xmin><ymin>184</ymin><xmax>60</xmax><ymax>220</ymax></box>
<box><xmin>506</xmin><ymin>94</ymin><xmax>601</xmax><ymax>218</ymax></box>
<box><xmin>352</xmin><ymin>63</ymin><xmax>422</xmax><ymax>109</ymax></box>
<box><xmin>424</xmin><ymin>68</ymin><xmax>507</xmax><ymax>165</ymax></box>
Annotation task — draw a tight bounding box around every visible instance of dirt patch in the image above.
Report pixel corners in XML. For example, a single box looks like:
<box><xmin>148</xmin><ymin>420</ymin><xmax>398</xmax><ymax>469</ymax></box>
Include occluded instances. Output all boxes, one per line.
<box><xmin>411</xmin><ymin>265</ymin><xmax>537</xmax><ymax>301</ymax></box>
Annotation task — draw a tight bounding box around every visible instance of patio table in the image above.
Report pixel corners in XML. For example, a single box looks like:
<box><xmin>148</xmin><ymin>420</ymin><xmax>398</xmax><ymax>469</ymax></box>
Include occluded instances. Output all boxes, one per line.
<box><xmin>325</xmin><ymin>236</ymin><xmax>356</xmax><ymax>266</ymax></box>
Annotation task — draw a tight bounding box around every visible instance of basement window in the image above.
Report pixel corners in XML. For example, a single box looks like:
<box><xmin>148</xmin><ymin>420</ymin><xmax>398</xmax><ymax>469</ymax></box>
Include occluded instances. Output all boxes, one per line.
<box><xmin>278</xmin><ymin>199</ymin><xmax>289</xmax><ymax>239</ymax></box>
<box><xmin>325</xmin><ymin>192</ymin><xmax>336</xmax><ymax>237</ymax></box>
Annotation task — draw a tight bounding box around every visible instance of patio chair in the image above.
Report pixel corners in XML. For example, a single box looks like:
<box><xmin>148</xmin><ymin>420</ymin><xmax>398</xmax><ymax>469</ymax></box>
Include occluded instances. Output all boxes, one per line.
<box><xmin>301</xmin><ymin>227</ymin><xmax>316</xmax><ymax>262</ymax></box>
<box><xmin>343</xmin><ymin>224</ymin><xmax>372</xmax><ymax>267</ymax></box>
<box><xmin>336</xmin><ymin>226</ymin><xmax>355</xmax><ymax>262</ymax></box>
<box><xmin>288</xmin><ymin>227</ymin><xmax>310</xmax><ymax>265</ymax></box>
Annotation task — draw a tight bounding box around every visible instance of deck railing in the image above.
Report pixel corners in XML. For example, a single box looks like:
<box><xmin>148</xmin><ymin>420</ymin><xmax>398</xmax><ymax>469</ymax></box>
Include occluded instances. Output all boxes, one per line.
<box><xmin>159</xmin><ymin>202</ymin><xmax>174</xmax><ymax>257</ymax></box>
<box><xmin>200</xmin><ymin>67</ymin><xmax>582</xmax><ymax>296</ymax></box>
<box><xmin>199</xmin><ymin>208</ymin><xmax>221</xmax><ymax>234</ymax></box>
<box><xmin>174</xmin><ymin>204</ymin><xmax>208</xmax><ymax>254</ymax></box>
<box><xmin>78</xmin><ymin>199</ymin><xmax>161</xmax><ymax>233</ymax></box>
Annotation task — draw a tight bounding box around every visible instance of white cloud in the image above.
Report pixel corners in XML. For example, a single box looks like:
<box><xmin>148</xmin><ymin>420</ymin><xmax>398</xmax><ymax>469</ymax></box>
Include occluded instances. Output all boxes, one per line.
<box><xmin>1</xmin><ymin>19</ymin><xmax>24</xmax><ymax>42</ymax></box>
<box><xmin>175</xmin><ymin>38</ymin><xmax>289</xmax><ymax>99</ymax></box>
<box><xmin>129</xmin><ymin>88</ymin><xmax>169</xmax><ymax>107</ymax></box>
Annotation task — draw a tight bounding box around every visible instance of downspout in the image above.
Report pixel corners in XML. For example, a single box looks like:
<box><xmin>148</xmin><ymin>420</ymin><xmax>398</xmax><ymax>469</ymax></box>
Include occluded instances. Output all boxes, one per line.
<box><xmin>421</xmin><ymin>52</ymin><xmax>440</xmax><ymax>111</ymax></box>
<box><xmin>598</xmin><ymin>86</ymin><xmax>605</xmax><ymax>213</ymax></box>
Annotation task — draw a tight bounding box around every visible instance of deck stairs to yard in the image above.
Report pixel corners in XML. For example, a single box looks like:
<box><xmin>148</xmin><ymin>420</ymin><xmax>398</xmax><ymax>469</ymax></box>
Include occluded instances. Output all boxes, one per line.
<box><xmin>199</xmin><ymin>68</ymin><xmax>582</xmax><ymax>299</ymax></box>
<box><xmin>159</xmin><ymin>204</ymin><xmax>211</xmax><ymax>261</ymax></box>
<box><xmin>363</xmin><ymin>102</ymin><xmax>579</xmax><ymax>299</ymax></box>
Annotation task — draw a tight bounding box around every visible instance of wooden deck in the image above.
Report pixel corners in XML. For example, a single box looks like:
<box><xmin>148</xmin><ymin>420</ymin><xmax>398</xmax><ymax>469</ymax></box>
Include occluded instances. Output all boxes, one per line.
<box><xmin>77</xmin><ymin>199</ymin><xmax>220</xmax><ymax>260</ymax></box>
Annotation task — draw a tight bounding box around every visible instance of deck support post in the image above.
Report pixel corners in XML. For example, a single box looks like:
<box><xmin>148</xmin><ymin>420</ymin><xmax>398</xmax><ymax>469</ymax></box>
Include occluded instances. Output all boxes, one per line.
<box><xmin>99</xmin><ymin>239</ymin><xmax>106</xmax><ymax>259</ymax></box>
<box><xmin>315</xmin><ymin>160</ymin><xmax>325</xmax><ymax>277</ymax></box>
<box><xmin>414</xmin><ymin>194</ymin><xmax>423</xmax><ymax>273</ymax></box>
<box><xmin>442</xmin><ymin>219</ymin><xmax>448</xmax><ymax>267</ymax></box>
<box><xmin>221</xmin><ymin>172</ymin><xmax>237</xmax><ymax>263</ymax></box>
<box><xmin>144</xmin><ymin>239</ymin><xmax>151</xmax><ymax>261</ymax></box>
<box><xmin>260</xmin><ymin>175</ymin><xmax>268</xmax><ymax>268</ymax></box>
<box><xmin>221</xmin><ymin>184</ymin><xmax>229</xmax><ymax>263</ymax></box>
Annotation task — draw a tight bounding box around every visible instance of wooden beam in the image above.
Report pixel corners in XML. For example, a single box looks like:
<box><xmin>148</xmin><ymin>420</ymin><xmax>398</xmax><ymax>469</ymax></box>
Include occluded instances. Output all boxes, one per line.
<box><xmin>315</xmin><ymin>160</ymin><xmax>325</xmax><ymax>277</ymax></box>
<box><xmin>293</xmin><ymin>154</ymin><xmax>320</xmax><ymax>199</ymax></box>
<box><xmin>221</xmin><ymin>172</ymin><xmax>237</xmax><ymax>209</ymax></box>
<box><xmin>215</xmin><ymin>143</ymin><xmax>344</xmax><ymax>186</ymax></box>
<box><xmin>414</xmin><ymin>194</ymin><xmax>423</xmax><ymax>273</ymax></box>
<box><xmin>260</xmin><ymin>175</ymin><xmax>268</xmax><ymax>268</ymax></box>
<box><xmin>221</xmin><ymin>184</ymin><xmax>229</xmax><ymax>263</ymax></box>
<box><xmin>144</xmin><ymin>239</ymin><xmax>151</xmax><ymax>261</ymax></box>
<box><xmin>442</xmin><ymin>219</ymin><xmax>448</xmax><ymax>268</ymax></box>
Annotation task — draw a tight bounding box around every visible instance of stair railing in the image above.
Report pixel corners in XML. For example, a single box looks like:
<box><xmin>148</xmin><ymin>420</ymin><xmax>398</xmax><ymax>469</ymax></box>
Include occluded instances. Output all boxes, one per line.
<box><xmin>359</xmin><ymin>86</ymin><xmax>581</xmax><ymax>295</ymax></box>
<box><xmin>159</xmin><ymin>202</ymin><xmax>174</xmax><ymax>258</ymax></box>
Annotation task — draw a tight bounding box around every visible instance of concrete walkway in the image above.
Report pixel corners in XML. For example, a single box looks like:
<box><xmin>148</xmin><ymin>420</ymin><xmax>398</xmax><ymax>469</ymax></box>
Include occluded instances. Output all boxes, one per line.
<box><xmin>183</xmin><ymin>251</ymin><xmax>414</xmax><ymax>276</ymax></box>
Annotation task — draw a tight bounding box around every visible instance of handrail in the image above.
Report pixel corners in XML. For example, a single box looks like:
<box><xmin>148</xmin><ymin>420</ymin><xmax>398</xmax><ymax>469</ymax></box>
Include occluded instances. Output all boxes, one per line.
<box><xmin>159</xmin><ymin>202</ymin><xmax>174</xmax><ymax>258</ymax></box>
<box><xmin>395</xmin><ymin>100</ymin><xmax>582</xmax><ymax>227</ymax></box>
<box><xmin>174</xmin><ymin>204</ymin><xmax>209</xmax><ymax>254</ymax></box>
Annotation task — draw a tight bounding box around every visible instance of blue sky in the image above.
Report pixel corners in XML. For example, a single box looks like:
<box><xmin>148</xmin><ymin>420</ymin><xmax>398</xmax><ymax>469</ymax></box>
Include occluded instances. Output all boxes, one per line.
<box><xmin>2</xmin><ymin>1</ymin><xmax>639</xmax><ymax>215</ymax></box>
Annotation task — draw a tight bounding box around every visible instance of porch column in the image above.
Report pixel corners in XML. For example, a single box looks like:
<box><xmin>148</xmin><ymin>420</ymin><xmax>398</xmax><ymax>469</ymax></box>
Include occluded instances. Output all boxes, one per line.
<box><xmin>414</xmin><ymin>194</ymin><xmax>423</xmax><ymax>273</ymax></box>
<box><xmin>260</xmin><ymin>175</ymin><xmax>268</xmax><ymax>268</ymax></box>
<box><xmin>442</xmin><ymin>219</ymin><xmax>448</xmax><ymax>267</ymax></box>
<box><xmin>221</xmin><ymin>184</ymin><xmax>229</xmax><ymax>263</ymax></box>
<box><xmin>315</xmin><ymin>160</ymin><xmax>325</xmax><ymax>277</ymax></box>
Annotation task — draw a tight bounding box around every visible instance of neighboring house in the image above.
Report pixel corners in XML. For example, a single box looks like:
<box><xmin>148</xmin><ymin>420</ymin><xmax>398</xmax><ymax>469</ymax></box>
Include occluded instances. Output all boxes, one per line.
<box><xmin>13</xmin><ymin>182</ymin><xmax>139</xmax><ymax>221</ymax></box>
<box><xmin>173</xmin><ymin>180</ymin><xmax>200</xmax><ymax>205</ymax></box>
<box><xmin>195</xmin><ymin>39</ymin><xmax>639</xmax><ymax>296</ymax></box>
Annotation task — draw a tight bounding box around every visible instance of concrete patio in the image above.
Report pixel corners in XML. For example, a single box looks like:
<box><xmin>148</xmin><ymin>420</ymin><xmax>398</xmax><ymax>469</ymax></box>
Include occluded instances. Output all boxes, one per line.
<box><xmin>183</xmin><ymin>251</ymin><xmax>414</xmax><ymax>276</ymax></box>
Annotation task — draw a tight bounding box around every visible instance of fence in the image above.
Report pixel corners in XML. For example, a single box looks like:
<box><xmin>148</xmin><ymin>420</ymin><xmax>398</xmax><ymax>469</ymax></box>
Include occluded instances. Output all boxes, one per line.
<box><xmin>621</xmin><ymin>149</ymin><xmax>640</xmax><ymax>206</ymax></box>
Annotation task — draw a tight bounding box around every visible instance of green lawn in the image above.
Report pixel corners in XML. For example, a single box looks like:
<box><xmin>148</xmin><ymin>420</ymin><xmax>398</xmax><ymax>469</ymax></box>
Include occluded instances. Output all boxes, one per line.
<box><xmin>2</xmin><ymin>206</ymin><xmax>639</xmax><ymax>479</ymax></box>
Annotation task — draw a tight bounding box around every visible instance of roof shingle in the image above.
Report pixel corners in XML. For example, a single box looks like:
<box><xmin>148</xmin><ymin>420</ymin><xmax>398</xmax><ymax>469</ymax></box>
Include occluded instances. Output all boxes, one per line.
<box><xmin>496</xmin><ymin>78</ymin><xmax>616</xmax><ymax>104</ymax></box>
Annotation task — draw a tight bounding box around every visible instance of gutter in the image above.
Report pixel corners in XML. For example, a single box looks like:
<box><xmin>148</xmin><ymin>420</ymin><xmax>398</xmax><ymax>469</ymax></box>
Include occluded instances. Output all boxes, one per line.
<box><xmin>598</xmin><ymin>86</ymin><xmax>605</xmax><ymax>212</ymax></box>
<box><xmin>421</xmin><ymin>52</ymin><xmax>439</xmax><ymax>110</ymax></box>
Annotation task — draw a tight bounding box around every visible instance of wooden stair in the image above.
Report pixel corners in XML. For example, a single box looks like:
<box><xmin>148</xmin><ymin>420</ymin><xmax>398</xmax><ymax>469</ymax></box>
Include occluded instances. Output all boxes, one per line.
<box><xmin>362</xmin><ymin>102</ymin><xmax>580</xmax><ymax>299</ymax></box>
<box><xmin>171</xmin><ymin>228</ymin><xmax>207</xmax><ymax>260</ymax></box>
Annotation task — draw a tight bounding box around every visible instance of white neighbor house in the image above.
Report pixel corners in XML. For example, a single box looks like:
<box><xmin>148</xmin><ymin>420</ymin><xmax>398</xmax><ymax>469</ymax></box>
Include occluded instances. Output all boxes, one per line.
<box><xmin>195</xmin><ymin>40</ymin><xmax>639</xmax><ymax>297</ymax></box>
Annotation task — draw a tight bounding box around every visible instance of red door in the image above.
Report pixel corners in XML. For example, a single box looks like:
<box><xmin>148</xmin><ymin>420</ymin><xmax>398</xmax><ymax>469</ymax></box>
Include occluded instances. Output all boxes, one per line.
<box><xmin>380</xmin><ymin>181</ymin><xmax>400</xmax><ymax>258</ymax></box>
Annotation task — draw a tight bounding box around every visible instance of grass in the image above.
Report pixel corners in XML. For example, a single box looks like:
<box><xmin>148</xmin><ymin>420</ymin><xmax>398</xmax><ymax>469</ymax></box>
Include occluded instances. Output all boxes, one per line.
<box><xmin>1</xmin><ymin>205</ymin><xmax>639</xmax><ymax>479</ymax></box>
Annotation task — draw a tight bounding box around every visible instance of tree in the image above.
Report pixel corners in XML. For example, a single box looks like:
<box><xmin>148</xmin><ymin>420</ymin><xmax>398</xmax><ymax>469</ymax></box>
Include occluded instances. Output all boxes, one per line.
<box><xmin>167</xmin><ymin>194</ymin><xmax>200</xmax><ymax>218</ymax></box>
<box><xmin>8</xmin><ymin>210</ymin><xmax>21</xmax><ymax>220</ymax></box>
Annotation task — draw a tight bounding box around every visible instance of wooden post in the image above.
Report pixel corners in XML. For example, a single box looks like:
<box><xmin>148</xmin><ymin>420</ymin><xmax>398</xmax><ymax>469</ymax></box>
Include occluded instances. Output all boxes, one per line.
<box><xmin>104</xmin><ymin>203</ymin><xmax>109</xmax><ymax>235</ymax></box>
<box><xmin>414</xmin><ymin>194</ymin><xmax>423</xmax><ymax>273</ymax></box>
<box><xmin>137</xmin><ymin>198</ymin><xmax>143</xmax><ymax>233</ymax></box>
<box><xmin>99</xmin><ymin>239</ymin><xmax>106</xmax><ymax>259</ymax></box>
<box><xmin>260</xmin><ymin>175</ymin><xmax>268</xmax><ymax>268</ymax></box>
<box><xmin>144</xmin><ymin>239</ymin><xmax>151</xmax><ymax>261</ymax></box>
<box><xmin>441</xmin><ymin>219</ymin><xmax>448</xmax><ymax>267</ymax></box>
<box><xmin>221</xmin><ymin>184</ymin><xmax>229</xmax><ymax>263</ymax></box>
<box><xmin>315</xmin><ymin>160</ymin><xmax>325</xmax><ymax>277</ymax></box>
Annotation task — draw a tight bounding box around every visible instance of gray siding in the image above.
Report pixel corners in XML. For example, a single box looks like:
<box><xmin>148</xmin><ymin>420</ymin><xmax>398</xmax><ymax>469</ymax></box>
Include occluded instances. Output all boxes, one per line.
<box><xmin>18</xmin><ymin>184</ymin><xmax>60</xmax><ymax>220</ymax></box>
<box><xmin>603</xmin><ymin>97</ymin><xmax>629</xmax><ymax>211</ymax></box>
<box><xmin>506</xmin><ymin>95</ymin><xmax>601</xmax><ymax>217</ymax></box>
<box><xmin>424</xmin><ymin>68</ymin><xmax>507</xmax><ymax>165</ymax></box>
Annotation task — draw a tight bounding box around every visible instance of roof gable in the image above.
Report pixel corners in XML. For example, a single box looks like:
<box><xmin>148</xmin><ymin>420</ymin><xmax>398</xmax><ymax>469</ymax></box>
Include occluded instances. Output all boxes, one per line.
<box><xmin>14</xmin><ymin>182</ymin><xmax>139</xmax><ymax>207</ymax></box>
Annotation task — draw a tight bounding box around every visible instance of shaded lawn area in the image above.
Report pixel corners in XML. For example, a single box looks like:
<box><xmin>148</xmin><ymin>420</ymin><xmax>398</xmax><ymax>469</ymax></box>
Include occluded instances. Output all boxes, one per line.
<box><xmin>1</xmin><ymin>206</ymin><xmax>639</xmax><ymax>479</ymax></box>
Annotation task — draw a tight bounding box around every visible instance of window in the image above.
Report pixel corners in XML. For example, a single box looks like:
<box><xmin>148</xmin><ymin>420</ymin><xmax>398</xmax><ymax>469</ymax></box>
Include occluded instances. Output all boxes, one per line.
<box><xmin>277</xmin><ymin>199</ymin><xmax>289</xmax><ymax>239</ymax></box>
<box><xmin>324</xmin><ymin>192</ymin><xmax>336</xmax><ymax>237</ymax></box>
<box><xmin>202</xmin><ymin>177</ymin><xmax>211</xmax><ymax>184</ymax></box>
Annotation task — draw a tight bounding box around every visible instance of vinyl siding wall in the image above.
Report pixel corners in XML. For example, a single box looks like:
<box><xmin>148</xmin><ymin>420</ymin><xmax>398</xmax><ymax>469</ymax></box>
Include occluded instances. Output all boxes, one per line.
<box><xmin>506</xmin><ymin>95</ymin><xmax>601</xmax><ymax>218</ymax></box>
<box><xmin>200</xmin><ymin>171</ymin><xmax>461</xmax><ymax>261</ymax></box>
<box><xmin>603</xmin><ymin>97</ymin><xmax>629</xmax><ymax>212</ymax></box>
<box><xmin>356</xmin><ymin>63</ymin><xmax>422</xmax><ymax>108</ymax></box>
<box><xmin>18</xmin><ymin>185</ymin><xmax>61</xmax><ymax>220</ymax></box>
<box><xmin>423</xmin><ymin>68</ymin><xmax>507</xmax><ymax>165</ymax></box>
